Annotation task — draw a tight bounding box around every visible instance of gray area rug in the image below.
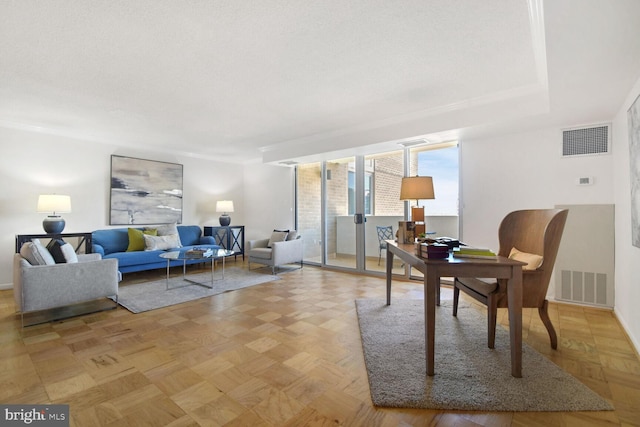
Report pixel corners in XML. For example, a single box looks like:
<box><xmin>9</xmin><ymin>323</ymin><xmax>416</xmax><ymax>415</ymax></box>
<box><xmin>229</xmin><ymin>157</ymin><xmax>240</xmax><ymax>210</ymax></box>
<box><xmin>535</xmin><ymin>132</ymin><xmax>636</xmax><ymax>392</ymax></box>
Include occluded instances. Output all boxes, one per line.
<box><xmin>355</xmin><ymin>298</ymin><xmax>614</xmax><ymax>412</ymax></box>
<box><xmin>115</xmin><ymin>267</ymin><xmax>280</xmax><ymax>313</ymax></box>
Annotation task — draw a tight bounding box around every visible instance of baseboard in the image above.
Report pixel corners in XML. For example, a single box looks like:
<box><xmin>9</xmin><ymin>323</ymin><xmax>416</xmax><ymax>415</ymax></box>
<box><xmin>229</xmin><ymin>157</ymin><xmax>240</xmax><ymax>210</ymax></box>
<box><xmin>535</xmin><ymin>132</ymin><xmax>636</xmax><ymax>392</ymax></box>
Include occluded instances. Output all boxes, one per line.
<box><xmin>0</xmin><ymin>282</ymin><xmax>12</xmax><ymax>291</ymax></box>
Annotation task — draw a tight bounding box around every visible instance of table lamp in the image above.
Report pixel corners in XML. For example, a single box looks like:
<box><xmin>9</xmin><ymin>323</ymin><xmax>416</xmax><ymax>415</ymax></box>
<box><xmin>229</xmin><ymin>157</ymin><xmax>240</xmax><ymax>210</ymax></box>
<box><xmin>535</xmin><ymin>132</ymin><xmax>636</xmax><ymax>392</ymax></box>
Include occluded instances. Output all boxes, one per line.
<box><xmin>37</xmin><ymin>194</ymin><xmax>71</xmax><ymax>234</ymax></box>
<box><xmin>400</xmin><ymin>176</ymin><xmax>435</xmax><ymax>235</ymax></box>
<box><xmin>216</xmin><ymin>200</ymin><xmax>234</xmax><ymax>226</ymax></box>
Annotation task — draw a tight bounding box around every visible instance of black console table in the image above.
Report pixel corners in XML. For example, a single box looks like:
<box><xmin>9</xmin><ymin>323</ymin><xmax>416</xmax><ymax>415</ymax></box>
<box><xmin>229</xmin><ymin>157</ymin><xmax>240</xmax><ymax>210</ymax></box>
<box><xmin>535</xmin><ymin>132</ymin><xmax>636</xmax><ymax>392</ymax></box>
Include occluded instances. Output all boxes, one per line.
<box><xmin>203</xmin><ymin>225</ymin><xmax>245</xmax><ymax>260</ymax></box>
<box><xmin>16</xmin><ymin>232</ymin><xmax>93</xmax><ymax>254</ymax></box>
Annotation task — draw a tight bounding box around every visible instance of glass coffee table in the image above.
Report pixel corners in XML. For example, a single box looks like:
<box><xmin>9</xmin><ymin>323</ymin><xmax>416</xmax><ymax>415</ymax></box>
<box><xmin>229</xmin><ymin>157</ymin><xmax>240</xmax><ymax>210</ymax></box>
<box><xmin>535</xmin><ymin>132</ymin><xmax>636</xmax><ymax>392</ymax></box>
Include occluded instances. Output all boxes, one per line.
<box><xmin>159</xmin><ymin>248</ymin><xmax>234</xmax><ymax>289</ymax></box>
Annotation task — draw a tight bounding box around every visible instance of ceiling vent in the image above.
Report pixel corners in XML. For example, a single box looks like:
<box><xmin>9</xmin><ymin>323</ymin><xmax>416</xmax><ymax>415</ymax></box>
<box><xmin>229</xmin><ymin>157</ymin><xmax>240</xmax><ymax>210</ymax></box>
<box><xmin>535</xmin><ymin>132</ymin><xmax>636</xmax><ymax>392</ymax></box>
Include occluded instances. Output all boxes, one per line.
<box><xmin>278</xmin><ymin>160</ymin><xmax>299</xmax><ymax>166</ymax></box>
<box><xmin>561</xmin><ymin>124</ymin><xmax>610</xmax><ymax>157</ymax></box>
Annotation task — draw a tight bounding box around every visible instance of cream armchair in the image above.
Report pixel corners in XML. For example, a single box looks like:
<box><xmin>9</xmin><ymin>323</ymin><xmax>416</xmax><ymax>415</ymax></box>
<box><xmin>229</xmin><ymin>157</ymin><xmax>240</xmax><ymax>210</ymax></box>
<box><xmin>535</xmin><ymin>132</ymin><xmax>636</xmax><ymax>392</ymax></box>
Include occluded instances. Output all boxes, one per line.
<box><xmin>248</xmin><ymin>231</ymin><xmax>303</xmax><ymax>274</ymax></box>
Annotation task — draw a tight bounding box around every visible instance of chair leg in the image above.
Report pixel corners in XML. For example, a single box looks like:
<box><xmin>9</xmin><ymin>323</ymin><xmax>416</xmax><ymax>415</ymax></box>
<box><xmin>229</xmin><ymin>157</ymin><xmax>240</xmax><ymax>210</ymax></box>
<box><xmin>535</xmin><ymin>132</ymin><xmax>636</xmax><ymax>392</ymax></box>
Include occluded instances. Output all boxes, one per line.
<box><xmin>378</xmin><ymin>249</ymin><xmax>382</xmax><ymax>265</ymax></box>
<box><xmin>539</xmin><ymin>299</ymin><xmax>558</xmax><ymax>349</ymax></box>
<box><xmin>452</xmin><ymin>282</ymin><xmax>459</xmax><ymax>316</ymax></box>
<box><xmin>487</xmin><ymin>294</ymin><xmax>498</xmax><ymax>349</ymax></box>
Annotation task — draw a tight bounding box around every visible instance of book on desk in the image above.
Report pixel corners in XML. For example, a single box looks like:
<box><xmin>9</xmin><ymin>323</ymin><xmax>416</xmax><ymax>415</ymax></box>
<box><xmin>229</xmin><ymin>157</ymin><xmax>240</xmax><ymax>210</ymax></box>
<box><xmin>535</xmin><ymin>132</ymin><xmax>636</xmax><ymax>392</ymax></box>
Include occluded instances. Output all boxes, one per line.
<box><xmin>418</xmin><ymin>243</ymin><xmax>449</xmax><ymax>259</ymax></box>
<box><xmin>452</xmin><ymin>246</ymin><xmax>497</xmax><ymax>259</ymax></box>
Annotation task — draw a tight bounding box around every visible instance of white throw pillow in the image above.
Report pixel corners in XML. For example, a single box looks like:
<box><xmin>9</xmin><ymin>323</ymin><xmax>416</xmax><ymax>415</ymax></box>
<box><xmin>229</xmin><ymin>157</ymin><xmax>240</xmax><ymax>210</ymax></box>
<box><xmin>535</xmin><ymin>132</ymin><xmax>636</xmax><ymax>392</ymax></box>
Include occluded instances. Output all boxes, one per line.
<box><xmin>156</xmin><ymin>223</ymin><xmax>179</xmax><ymax>236</ymax></box>
<box><xmin>60</xmin><ymin>243</ymin><xmax>79</xmax><ymax>263</ymax></box>
<box><xmin>144</xmin><ymin>234</ymin><xmax>182</xmax><ymax>251</ymax></box>
<box><xmin>20</xmin><ymin>239</ymin><xmax>55</xmax><ymax>265</ymax></box>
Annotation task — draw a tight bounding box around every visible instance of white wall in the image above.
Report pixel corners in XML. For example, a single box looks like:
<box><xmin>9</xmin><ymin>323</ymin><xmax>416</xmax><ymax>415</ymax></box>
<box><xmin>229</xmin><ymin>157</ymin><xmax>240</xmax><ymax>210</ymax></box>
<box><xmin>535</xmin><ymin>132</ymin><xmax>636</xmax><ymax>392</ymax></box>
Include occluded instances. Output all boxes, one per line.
<box><xmin>242</xmin><ymin>162</ymin><xmax>295</xmax><ymax>242</ymax></box>
<box><xmin>612</xmin><ymin>75</ymin><xmax>640</xmax><ymax>352</ymax></box>
<box><xmin>460</xmin><ymin>126</ymin><xmax>615</xmax><ymax>295</ymax></box>
<box><xmin>0</xmin><ymin>127</ymin><xmax>242</xmax><ymax>287</ymax></box>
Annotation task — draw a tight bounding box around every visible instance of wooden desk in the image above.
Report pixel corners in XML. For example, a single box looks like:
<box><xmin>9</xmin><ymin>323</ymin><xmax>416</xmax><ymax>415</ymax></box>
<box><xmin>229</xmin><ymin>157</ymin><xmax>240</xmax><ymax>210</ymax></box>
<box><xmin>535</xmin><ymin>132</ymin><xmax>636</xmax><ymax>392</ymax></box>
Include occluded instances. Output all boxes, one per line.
<box><xmin>385</xmin><ymin>240</ymin><xmax>525</xmax><ymax>378</ymax></box>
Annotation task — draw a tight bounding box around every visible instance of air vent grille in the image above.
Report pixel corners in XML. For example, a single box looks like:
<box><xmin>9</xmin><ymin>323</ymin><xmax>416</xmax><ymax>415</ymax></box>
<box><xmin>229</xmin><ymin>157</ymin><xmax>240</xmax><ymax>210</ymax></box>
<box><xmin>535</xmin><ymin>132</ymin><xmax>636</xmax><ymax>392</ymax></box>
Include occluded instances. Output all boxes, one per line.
<box><xmin>562</xmin><ymin>125</ymin><xmax>609</xmax><ymax>156</ymax></box>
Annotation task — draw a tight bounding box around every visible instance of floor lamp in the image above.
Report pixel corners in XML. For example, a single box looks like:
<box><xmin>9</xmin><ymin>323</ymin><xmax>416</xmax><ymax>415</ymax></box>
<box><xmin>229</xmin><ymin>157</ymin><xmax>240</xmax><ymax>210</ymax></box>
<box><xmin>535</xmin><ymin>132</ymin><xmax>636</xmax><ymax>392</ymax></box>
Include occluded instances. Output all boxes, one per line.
<box><xmin>400</xmin><ymin>176</ymin><xmax>435</xmax><ymax>236</ymax></box>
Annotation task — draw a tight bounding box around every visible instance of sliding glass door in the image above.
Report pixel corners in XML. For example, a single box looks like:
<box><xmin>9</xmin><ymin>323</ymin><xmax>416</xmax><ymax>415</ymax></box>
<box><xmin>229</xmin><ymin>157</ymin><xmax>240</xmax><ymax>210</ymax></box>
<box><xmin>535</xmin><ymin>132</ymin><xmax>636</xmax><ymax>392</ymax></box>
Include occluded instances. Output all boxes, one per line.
<box><xmin>297</xmin><ymin>162</ymin><xmax>322</xmax><ymax>265</ymax></box>
<box><xmin>296</xmin><ymin>142</ymin><xmax>459</xmax><ymax>277</ymax></box>
<box><xmin>325</xmin><ymin>157</ymin><xmax>359</xmax><ymax>270</ymax></box>
<box><xmin>363</xmin><ymin>151</ymin><xmax>406</xmax><ymax>274</ymax></box>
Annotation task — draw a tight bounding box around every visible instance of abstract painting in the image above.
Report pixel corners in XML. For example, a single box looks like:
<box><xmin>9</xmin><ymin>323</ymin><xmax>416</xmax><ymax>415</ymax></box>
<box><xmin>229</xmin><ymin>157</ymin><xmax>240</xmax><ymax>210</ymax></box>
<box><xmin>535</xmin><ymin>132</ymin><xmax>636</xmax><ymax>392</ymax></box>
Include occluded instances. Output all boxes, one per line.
<box><xmin>628</xmin><ymin>94</ymin><xmax>640</xmax><ymax>247</ymax></box>
<box><xmin>110</xmin><ymin>155</ymin><xmax>183</xmax><ymax>225</ymax></box>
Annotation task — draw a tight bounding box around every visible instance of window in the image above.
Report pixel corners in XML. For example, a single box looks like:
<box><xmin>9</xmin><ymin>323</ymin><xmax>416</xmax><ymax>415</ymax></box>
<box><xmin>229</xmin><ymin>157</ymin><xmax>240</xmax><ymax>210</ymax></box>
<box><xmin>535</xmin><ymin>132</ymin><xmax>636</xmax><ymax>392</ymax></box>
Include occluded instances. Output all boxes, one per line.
<box><xmin>348</xmin><ymin>170</ymin><xmax>373</xmax><ymax>215</ymax></box>
<box><xmin>411</xmin><ymin>142</ymin><xmax>459</xmax><ymax>215</ymax></box>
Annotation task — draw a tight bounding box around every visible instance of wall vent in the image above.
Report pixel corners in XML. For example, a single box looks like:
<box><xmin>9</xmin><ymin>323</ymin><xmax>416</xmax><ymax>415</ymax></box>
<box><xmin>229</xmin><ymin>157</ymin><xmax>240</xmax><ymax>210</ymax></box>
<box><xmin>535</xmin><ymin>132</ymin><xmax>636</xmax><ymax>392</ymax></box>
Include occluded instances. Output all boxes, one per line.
<box><xmin>554</xmin><ymin>204</ymin><xmax>614</xmax><ymax>308</ymax></box>
<box><xmin>559</xmin><ymin>270</ymin><xmax>608</xmax><ymax>306</ymax></box>
<box><xmin>562</xmin><ymin>124</ymin><xmax>610</xmax><ymax>156</ymax></box>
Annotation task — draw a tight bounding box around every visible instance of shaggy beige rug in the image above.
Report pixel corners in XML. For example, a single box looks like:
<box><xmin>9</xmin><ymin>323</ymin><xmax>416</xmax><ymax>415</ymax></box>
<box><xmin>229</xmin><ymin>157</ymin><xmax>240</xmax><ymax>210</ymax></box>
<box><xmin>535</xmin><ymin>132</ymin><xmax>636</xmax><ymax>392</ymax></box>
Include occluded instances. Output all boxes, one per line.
<box><xmin>355</xmin><ymin>298</ymin><xmax>614</xmax><ymax>412</ymax></box>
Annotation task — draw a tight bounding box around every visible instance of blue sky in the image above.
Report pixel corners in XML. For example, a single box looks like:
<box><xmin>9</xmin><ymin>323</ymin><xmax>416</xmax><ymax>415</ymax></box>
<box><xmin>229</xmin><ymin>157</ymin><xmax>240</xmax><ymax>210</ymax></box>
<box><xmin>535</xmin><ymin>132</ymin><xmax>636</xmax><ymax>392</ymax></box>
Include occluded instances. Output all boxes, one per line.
<box><xmin>417</xmin><ymin>146</ymin><xmax>459</xmax><ymax>215</ymax></box>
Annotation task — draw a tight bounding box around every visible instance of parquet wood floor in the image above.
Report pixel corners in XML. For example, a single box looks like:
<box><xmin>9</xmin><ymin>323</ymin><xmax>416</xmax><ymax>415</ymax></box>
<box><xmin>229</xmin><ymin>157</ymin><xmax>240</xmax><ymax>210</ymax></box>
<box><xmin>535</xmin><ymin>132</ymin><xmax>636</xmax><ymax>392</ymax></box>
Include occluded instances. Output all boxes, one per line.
<box><xmin>1</xmin><ymin>263</ymin><xmax>639</xmax><ymax>426</ymax></box>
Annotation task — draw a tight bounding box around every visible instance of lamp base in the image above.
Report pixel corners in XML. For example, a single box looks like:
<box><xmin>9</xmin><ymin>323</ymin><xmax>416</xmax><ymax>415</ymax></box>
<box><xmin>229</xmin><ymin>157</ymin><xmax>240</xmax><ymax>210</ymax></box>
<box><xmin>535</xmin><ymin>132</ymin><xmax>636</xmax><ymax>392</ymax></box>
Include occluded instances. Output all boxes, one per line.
<box><xmin>43</xmin><ymin>216</ymin><xmax>65</xmax><ymax>234</ymax></box>
<box><xmin>219</xmin><ymin>214</ymin><xmax>231</xmax><ymax>226</ymax></box>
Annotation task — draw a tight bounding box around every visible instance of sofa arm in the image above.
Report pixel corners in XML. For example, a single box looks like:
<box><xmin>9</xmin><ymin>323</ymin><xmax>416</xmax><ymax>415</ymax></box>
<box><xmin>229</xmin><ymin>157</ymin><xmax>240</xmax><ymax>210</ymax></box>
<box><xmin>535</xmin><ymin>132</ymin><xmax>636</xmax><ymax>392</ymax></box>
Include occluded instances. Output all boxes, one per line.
<box><xmin>199</xmin><ymin>236</ymin><xmax>216</xmax><ymax>245</ymax></box>
<box><xmin>271</xmin><ymin>237</ymin><xmax>303</xmax><ymax>265</ymax></box>
<box><xmin>78</xmin><ymin>253</ymin><xmax>102</xmax><ymax>262</ymax></box>
<box><xmin>248</xmin><ymin>239</ymin><xmax>269</xmax><ymax>250</ymax></box>
<box><xmin>14</xmin><ymin>255</ymin><xmax>119</xmax><ymax>313</ymax></box>
<box><xmin>92</xmin><ymin>243</ymin><xmax>106</xmax><ymax>258</ymax></box>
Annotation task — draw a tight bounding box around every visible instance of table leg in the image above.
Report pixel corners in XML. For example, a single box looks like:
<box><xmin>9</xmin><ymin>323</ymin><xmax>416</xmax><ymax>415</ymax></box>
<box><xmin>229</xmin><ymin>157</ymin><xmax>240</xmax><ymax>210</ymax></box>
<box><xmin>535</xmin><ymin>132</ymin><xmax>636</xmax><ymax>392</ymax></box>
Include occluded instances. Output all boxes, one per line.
<box><xmin>211</xmin><ymin>257</ymin><xmax>215</xmax><ymax>283</ymax></box>
<box><xmin>425</xmin><ymin>268</ymin><xmax>438</xmax><ymax>376</ymax></box>
<box><xmin>165</xmin><ymin>260</ymin><xmax>171</xmax><ymax>290</ymax></box>
<box><xmin>386</xmin><ymin>247</ymin><xmax>394</xmax><ymax>305</ymax></box>
<box><xmin>507</xmin><ymin>266</ymin><xmax>523</xmax><ymax>378</ymax></box>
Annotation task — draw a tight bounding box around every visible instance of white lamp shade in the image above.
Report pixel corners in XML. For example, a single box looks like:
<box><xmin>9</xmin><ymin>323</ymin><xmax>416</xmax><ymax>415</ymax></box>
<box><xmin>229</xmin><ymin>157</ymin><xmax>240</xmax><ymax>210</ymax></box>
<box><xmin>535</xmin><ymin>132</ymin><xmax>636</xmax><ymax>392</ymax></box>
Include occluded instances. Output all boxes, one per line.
<box><xmin>37</xmin><ymin>194</ymin><xmax>71</xmax><ymax>214</ymax></box>
<box><xmin>399</xmin><ymin>176</ymin><xmax>435</xmax><ymax>201</ymax></box>
<box><xmin>216</xmin><ymin>200</ymin><xmax>234</xmax><ymax>213</ymax></box>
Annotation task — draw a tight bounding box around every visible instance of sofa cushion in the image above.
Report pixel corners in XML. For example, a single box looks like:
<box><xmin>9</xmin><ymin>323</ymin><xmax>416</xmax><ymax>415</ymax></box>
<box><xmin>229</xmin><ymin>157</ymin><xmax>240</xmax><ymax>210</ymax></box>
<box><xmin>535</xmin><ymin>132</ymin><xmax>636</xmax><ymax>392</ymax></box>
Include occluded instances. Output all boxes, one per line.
<box><xmin>144</xmin><ymin>234</ymin><xmax>181</xmax><ymax>251</ymax></box>
<box><xmin>20</xmin><ymin>239</ymin><xmax>56</xmax><ymax>265</ymax></box>
<box><xmin>105</xmin><ymin>249</ymin><xmax>167</xmax><ymax>267</ymax></box>
<box><xmin>155</xmin><ymin>223</ymin><xmax>179</xmax><ymax>236</ymax></box>
<box><xmin>60</xmin><ymin>243</ymin><xmax>79</xmax><ymax>263</ymax></box>
<box><xmin>93</xmin><ymin>228</ymin><xmax>131</xmax><ymax>255</ymax></box>
<box><xmin>127</xmin><ymin>227</ymin><xmax>157</xmax><ymax>252</ymax></box>
<box><xmin>177</xmin><ymin>225</ymin><xmax>202</xmax><ymax>246</ymax></box>
<box><xmin>47</xmin><ymin>238</ymin><xmax>69</xmax><ymax>263</ymax></box>
<box><xmin>286</xmin><ymin>230</ymin><xmax>298</xmax><ymax>241</ymax></box>
<box><xmin>249</xmin><ymin>247</ymin><xmax>273</xmax><ymax>260</ymax></box>
<box><xmin>268</xmin><ymin>231</ymin><xmax>288</xmax><ymax>247</ymax></box>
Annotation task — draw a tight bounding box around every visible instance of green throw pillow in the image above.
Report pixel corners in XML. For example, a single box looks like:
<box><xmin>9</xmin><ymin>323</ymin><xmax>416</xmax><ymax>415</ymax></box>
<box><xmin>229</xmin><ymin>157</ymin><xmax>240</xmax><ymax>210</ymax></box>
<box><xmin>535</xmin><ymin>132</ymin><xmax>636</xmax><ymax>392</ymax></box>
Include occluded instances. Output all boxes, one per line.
<box><xmin>127</xmin><ymin>228</ymin><xmax>157</xmax><ymax>252</ymax></box>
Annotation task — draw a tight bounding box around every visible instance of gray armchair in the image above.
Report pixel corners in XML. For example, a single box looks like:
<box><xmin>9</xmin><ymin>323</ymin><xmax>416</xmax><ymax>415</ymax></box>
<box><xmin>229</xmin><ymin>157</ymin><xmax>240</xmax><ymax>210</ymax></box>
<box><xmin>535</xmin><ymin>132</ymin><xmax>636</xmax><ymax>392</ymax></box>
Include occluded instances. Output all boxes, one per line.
<box><xmin>248</xmin><ymin>232</ymin><xmax>303</xmax><ymax>274</ymax></box>
<box><xmin>13</xmin><ymin>253</ymin><xmax>120</xmax><ymax>326</ymax></box>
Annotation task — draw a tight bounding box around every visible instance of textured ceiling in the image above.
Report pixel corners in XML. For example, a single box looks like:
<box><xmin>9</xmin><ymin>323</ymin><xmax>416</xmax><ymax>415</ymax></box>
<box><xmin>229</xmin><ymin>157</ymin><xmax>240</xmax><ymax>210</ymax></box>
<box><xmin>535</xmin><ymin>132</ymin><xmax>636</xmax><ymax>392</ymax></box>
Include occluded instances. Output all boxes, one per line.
<box><xmin>1</xmin><ymin>1</ymin><xmax>639</xmax><ymax>164</ymax></box>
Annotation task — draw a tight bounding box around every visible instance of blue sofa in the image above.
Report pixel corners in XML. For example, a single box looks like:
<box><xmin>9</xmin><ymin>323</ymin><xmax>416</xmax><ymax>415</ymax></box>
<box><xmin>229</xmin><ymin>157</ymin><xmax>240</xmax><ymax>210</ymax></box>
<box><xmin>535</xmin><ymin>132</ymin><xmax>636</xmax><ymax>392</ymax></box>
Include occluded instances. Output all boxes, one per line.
<box><xmin>92</xmin><ymin>225</ymin><xmax>220</xmax><ymax>274</ymax></box>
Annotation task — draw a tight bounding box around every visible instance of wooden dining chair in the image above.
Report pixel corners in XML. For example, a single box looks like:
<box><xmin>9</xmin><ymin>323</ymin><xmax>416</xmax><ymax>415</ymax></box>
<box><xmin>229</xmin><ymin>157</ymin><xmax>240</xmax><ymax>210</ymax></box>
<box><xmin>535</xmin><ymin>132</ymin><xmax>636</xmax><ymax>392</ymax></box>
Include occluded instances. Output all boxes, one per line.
<box><xmin>452</xmin><ymin>209</ymin><xmax>569</xmax><ymax>349</ymax></box>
